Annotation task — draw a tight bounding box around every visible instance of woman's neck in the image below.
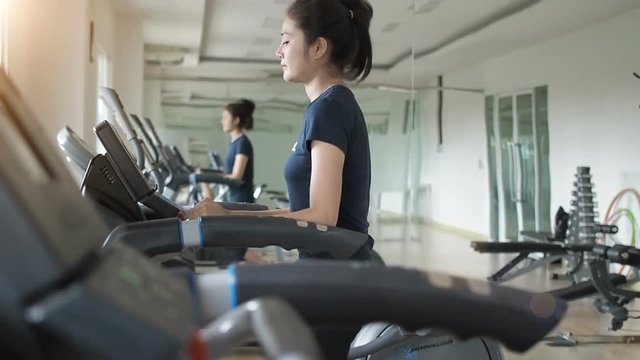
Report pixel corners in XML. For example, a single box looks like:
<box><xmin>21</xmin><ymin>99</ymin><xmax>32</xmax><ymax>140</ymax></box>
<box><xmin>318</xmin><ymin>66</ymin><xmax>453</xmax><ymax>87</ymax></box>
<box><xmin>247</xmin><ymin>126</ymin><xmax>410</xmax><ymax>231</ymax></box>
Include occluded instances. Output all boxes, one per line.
<box><xmin>304</xmin><ymin>74</ymin><xmax>345</xmax><ymax>102</ymax></box>
<box><xmin>230</xmin><ymin>129</ymin><xmax>244</xmax><ymax>141</ymax></box>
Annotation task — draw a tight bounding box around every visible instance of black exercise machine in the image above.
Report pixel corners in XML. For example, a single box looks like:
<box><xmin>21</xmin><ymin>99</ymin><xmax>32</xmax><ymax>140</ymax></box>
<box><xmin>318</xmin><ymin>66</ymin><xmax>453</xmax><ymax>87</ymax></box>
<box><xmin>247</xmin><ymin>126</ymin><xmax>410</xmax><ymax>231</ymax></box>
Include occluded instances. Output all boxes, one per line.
<box><xmin>0</xmin><ymin>69</ymin><xmax>566</xmax><ymax>360</ymax></box>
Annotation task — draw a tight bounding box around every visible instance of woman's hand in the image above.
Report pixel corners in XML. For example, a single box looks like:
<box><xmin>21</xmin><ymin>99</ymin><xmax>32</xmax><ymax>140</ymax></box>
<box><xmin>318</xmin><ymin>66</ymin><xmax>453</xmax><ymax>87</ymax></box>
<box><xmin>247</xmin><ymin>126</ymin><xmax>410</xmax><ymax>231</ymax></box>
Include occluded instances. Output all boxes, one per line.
<box><xmin>186</xmin><ymin>198</ymin><xmax>229</xmax><ymax>219</ymax></box>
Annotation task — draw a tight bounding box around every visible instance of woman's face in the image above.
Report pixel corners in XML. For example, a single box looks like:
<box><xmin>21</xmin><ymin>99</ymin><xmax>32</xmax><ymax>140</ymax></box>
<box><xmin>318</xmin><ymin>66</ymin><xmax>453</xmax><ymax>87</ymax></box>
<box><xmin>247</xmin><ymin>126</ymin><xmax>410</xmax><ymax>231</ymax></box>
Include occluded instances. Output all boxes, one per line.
<box><xmin>276</xmin><ymin>16</ymin><xmax>312</xmax><ymax>83</ymax></box>
<box><xmin>220</xmin><ymin>110</ymin><xmax>237</xmax><ymax>132</ymax></box>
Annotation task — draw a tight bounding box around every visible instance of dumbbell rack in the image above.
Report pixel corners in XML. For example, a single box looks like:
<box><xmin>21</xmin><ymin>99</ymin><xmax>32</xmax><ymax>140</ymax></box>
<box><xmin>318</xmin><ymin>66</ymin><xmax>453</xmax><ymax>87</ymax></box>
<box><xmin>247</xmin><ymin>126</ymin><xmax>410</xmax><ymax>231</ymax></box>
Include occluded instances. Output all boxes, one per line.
<box><xmin>564</xmin><ymin>166</ymin><xmax>599</xmax><ymax>282</ymax></box>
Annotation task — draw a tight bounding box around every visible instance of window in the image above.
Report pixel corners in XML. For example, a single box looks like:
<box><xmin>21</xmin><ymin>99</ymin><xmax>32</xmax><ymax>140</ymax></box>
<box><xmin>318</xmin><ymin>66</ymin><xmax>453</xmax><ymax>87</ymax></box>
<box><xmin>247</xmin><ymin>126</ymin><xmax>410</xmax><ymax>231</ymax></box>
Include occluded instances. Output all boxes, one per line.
<box><xmin>0</xmin><ymin>0</ymin><xmax>8</xmax><ymax>70</ymax></box>
<box><xmin>95</xmin><ymin>45</ymin><xmax>112</xmax><ymax>152</ymax></box>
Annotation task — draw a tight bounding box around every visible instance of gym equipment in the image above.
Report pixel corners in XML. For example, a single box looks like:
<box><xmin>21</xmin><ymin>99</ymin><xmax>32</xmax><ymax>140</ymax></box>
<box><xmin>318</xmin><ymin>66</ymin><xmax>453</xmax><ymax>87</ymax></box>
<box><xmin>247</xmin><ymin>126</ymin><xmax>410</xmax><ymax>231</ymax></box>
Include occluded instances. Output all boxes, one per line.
<box><xmin>92</xmin><ymin>121</ymin><xmax>525</xmax><ymax>359</ymax></box>
<box><xmin>99</xmin><ymin>87</ymin><xmax>240</xmax><ymax>203</ymax></box>
<box><xmin>0</xmin><ymin>69</ymin><xmax>567</xmax><ymax>359</ymax></box>
<box><xmin>92</xmin><ymin>119</ymin><xmax>370</xmax><ymax>261</ymax></box>
<box><xmin>544</xmin><ymin>244</ymin><xmax>640</xmax><ymax>346</ymax></box>
<box><xmin>0</xmin><ymin>69</ymin><xmax>321</xmax><ymax>360</ymax></box>
<box><xmin>56</xmin><ymin>125</ymin><xmax>94</xmax><ymax>173</ymax></box>
<box><xmin>472</xmin><ymin>167</ymin><xmax>618</xmax><ymax>283</ymax></box>
<box><xmin>58</xmin><ymin>118</ymin><xmax>369</xmax><ymax>266</ymax></box>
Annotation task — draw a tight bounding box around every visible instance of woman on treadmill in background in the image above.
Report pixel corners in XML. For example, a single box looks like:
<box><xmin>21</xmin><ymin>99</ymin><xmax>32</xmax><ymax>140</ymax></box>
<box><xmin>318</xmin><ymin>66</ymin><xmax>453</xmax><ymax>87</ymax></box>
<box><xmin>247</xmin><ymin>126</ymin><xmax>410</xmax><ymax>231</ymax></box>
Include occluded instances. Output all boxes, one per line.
<box><xmin>201</xmin><ymin>99</ymin><xmax>255</xmax><ymax>203</ymax></box>
<box><xmin>188</xmin><ymin>0</ymin><xmax>375</xmax><ymax>261</ymax></box>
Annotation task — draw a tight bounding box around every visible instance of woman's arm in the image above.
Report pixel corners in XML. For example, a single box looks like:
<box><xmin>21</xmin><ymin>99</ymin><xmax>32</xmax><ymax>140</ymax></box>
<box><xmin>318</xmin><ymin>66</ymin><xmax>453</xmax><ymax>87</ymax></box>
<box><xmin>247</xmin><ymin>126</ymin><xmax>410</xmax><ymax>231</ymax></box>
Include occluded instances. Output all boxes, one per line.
<box><xmin>232</xmin><ymin>140</ymin><xmax>342</xmax><ymax>225</ymax></box>
<box><xmin>226</xmin><ymin>154</ymin><xmax>249</xmax><ymax>180</ymax></box>
<box><xmin>274</xmin><ymin>140</ymin><xmax>343</xmax><ymax>226</ymax></box>
<box><xmin>187</xmin><ymin>140</ymin><xmax>344</xmax><ymax>226</ymax></box>
<box><xmin>187</xmin><ymin>199</ymin><xmax>290</xmax><ymax>217</ymax></box>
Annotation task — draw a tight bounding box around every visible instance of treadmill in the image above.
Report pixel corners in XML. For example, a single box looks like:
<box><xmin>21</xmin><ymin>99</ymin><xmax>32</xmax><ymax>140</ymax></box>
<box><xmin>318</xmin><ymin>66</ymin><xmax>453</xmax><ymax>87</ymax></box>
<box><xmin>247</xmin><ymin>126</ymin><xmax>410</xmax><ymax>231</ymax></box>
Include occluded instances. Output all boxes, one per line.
<box><xmin>0</xmin><ymin>69</ymin><xmax>569</xmax><ymax>360</ymax></box>
<box><xmin>99</xmin><ymin>87</ymin><xmax>240</xmax><ymax>203</ymax></box>
<box><xmin>0</xmin><ymin>68</ymin><xmax>322</xmax><ymax>360</ymax></box>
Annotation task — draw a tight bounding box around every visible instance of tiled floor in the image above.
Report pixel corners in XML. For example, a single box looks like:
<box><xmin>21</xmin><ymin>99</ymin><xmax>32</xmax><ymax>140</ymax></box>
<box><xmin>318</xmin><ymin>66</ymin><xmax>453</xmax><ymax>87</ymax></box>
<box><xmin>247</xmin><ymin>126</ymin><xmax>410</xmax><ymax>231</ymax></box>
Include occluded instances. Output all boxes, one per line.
<box><xmin>224</xmin><ymin>221</ymin><xmax>640</xmax><ymax>359</ymax></box>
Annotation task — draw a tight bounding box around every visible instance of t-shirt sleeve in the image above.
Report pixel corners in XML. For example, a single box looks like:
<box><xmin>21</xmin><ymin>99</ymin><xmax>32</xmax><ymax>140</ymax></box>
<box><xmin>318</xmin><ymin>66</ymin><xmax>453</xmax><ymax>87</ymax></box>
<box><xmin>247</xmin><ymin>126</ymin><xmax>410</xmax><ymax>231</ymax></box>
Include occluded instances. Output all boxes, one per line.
<box><xmin>237</xmin><ymin>137</ymin><xmax>253</xmax><ymax>157</ymax></box>
<box><xmin>304</xmin><ymin>99</ymin><xmax>349</xmax><ymax>154</ymax></box>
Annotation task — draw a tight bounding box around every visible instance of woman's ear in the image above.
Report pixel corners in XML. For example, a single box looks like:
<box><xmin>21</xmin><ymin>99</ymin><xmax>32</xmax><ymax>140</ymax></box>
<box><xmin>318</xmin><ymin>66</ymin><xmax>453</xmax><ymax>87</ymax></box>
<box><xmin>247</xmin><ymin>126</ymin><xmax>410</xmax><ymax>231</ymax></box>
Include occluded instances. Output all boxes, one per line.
<box><xmin>311</xmin><ymin>37</ymin><xmax>329</xmax><ymax>60</ymax></box>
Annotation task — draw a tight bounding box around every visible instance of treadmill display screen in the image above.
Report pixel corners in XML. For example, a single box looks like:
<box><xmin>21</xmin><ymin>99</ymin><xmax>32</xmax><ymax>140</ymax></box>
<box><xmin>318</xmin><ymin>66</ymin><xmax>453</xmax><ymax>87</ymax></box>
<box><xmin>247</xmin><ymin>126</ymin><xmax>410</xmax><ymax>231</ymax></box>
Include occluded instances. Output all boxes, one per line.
<box><xmin>0</xmin><ymin>98</ymin><xmax>51</xmax><ymax>183</ymax></box>
<box><xmin>95</xmin><ymin>120</ymin><xmax>155</xmax><ymax>198</ymax></box>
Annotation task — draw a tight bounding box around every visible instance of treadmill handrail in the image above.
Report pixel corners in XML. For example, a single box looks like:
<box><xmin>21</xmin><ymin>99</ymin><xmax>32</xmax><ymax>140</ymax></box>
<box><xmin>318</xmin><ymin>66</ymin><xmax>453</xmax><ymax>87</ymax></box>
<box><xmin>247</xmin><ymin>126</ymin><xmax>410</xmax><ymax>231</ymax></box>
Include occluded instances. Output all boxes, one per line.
<box><xmin>208</xmin><ymin>262</ymin><xmax>568</xmax><ymax>353</ymax></box>
<box><xmin>470</xmin><ymin>241</ymin><xmax>593</xmax><ymax>254</ymax></box>
<box><xmin>56</xmin><ymin>126</ymin><xmax>94</xmax><ymax>171</ymax></box>
<box><xmin>143</xmin><ymin>117</ymin><xmax>163</xmax><ymax>147</ymax></box>
<box><xmin>130</xmin><ymin>114</ymin><xmax>160</xmax><ymax>164</ymax></box>
<box><xmin>103</xmin><ymin>216</ymin><xmax>368</xmax><ymax>259</ymax></box>
<box><xmin>99</xmin><ymin>87</ymin><xmax>137</xmax><ymax>141</ymax></box>
<box><xmin>199</xmin><ymin>297</ymin><xmax>322</xmax><ymax>360</ymax></box>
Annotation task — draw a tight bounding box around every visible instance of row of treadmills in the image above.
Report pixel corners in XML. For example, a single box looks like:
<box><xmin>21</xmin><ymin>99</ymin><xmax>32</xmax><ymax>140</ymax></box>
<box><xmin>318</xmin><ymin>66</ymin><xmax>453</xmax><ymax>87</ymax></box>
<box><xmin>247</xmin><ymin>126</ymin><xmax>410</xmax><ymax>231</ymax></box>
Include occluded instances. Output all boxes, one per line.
<box><xmin>0</xmin><ymin>69</ymin><xmax>572</xmax><ymax>359</ymax></box>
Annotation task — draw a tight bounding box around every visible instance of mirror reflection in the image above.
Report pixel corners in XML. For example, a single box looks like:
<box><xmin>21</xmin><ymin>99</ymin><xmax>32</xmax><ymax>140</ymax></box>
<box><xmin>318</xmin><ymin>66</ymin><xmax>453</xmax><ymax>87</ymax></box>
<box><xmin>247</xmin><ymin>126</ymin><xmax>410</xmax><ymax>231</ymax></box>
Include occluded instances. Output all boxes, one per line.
<box><xmin>135</xmin><ymin>0</ymin><xmax>640</xmax><ymax>257</ymax></box>
<box><xmin>141</xmin><ymin>0</ymin><xmax>419</xmax><ymax>226</ymax></box>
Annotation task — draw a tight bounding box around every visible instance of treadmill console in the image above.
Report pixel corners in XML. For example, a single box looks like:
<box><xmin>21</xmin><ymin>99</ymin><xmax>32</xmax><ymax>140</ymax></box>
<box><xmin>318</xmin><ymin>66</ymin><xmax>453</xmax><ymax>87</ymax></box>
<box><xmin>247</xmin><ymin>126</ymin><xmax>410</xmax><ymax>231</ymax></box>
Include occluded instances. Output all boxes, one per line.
<box><xmin>57</xmin><ymin>125</ymin><xmax>95</xmax><ymax>171</ymax></box>
<box><xmin>95</xmin><ymin>120</ymin><xmax>156</xmax><ymax>200</ymax></box>
<box><xmin>0</xmin><ymin>70</ymin><xmax>196</xmax><ymax>358</ymax></box>
<box><xmin>0</xmin><ymin>74</ymin><xmax>103</xmax><ymax>297</ymax></box>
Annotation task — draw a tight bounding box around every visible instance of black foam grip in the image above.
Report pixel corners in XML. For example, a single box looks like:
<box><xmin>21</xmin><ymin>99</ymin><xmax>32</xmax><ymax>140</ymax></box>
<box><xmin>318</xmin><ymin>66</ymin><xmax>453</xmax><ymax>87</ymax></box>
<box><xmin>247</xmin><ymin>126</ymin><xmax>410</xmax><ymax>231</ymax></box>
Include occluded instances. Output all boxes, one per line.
<box><xmin>218</xmin><ymin>202</ymin><xmax>268</xmax><ymax>211</ymax></box>
<box><xmin>547</xmin><ymin>274</ymin><xmax>627</xmax><ymax>301</ymax></box>
<box><xmin>607</xmin><ymin>244</ymin><xmax>640</xmax><ymax>266</ymax></box>
<box><xmin>197</xmin><ymin>168</ymin><xmax>223</xmax><ymax>175</ymax></box>
<box><xmin>234</xmin><ymin>262</ymin><xmax>567</xmax><ymax>353</ymax></box>
<box><xmin>200</xmin><ymin>217</ymin><xmax>367</xmax><ymax>259</ymax></box>
<box><xmin>471</xmin><ymin>241</ymin><xmax>565</xmax><ymax>253</ymax></box>
<box><xmin>103</xmin><ymin>218</ymin><xmax>182</xmax><ymax>256</ymax></box>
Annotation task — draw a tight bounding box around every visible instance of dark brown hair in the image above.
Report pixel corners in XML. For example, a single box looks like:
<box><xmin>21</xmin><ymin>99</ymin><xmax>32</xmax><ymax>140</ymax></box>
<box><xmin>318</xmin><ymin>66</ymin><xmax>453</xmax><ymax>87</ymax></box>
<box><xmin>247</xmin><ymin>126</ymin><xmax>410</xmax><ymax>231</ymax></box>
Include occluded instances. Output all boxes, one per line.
<box><xmin>225</xmin><ymin>99</ymin><xmax>255</xmax><ymax>130</ymax></box>
<box><xmin>287</xmin><ymin>0</ymin><xmax>373</xmax><ymax>81</ymax></box>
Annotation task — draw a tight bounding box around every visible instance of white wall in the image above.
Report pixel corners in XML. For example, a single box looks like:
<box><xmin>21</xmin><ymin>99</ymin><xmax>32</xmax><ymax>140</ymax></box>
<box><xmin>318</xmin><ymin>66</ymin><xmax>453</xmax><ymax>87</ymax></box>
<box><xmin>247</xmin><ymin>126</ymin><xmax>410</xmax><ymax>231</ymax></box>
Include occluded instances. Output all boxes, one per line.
<box><xmin>4</xmin><ymin>0</ymin><xmax>127</xmax><ymax>154</ymax></box>
<box><xmin>143</xmin><ymin>79</ymin><xmax>163</xmax><ymax>127</ymax></box>
<box><xmin>85</xmin><ymin>0</ymin><xmax>117</xmax><ymax>147</ymax></box>
<box><xmin>114</xmin><ymin>14</ymin><xmax>144</xmax><ymax>116</ymax></box>
<box><xmin>6</xmin><ymin>0</ymin><xmax>89</xmax><ymax>139</ymax></box>
<box><xmin>419</xmin><ymin>7</ymin><xmax>640</xmax><ymax>236</ymax></box>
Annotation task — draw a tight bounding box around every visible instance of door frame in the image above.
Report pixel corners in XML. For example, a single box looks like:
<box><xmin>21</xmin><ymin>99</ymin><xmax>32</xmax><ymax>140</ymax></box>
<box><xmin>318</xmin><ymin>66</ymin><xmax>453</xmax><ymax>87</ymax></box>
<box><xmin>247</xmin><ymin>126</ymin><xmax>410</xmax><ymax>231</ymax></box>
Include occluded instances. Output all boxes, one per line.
<box><xmin>492</xmin><ymin>90</ymin><xmax>542</xmax><ymax>241</ymax></box>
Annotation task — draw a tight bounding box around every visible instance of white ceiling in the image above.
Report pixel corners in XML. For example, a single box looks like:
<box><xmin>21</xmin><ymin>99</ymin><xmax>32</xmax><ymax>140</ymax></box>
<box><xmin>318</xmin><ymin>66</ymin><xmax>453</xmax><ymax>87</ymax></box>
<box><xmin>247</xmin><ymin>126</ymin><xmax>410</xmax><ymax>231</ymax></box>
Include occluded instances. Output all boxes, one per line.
<box><xmin>110</xmin><ymin>0</ymin><xmax>640</xmax><ymax>131</ymax></box>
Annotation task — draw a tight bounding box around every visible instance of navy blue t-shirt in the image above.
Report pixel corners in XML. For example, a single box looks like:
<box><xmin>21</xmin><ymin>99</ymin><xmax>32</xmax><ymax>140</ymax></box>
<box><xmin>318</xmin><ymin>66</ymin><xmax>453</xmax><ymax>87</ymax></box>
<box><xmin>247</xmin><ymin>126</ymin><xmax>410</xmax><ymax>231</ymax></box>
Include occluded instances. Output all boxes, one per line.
<box><xmin>225</xmin><ymin>134</ymin><xmax>254</xmax><ymax>203</ymax></box>
<box><xmin>284</xmin><ymin>85</ymin><xmax>372</xmax><ymax>236</ymax></box>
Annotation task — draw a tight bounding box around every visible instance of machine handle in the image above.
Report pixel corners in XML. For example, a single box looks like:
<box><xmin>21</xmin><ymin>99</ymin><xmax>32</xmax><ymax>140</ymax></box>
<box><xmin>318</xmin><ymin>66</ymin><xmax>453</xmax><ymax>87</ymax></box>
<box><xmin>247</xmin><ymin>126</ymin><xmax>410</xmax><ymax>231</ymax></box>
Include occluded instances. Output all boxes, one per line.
<box><xmin>131</xmin><ymin>138</ymin><xmax>145</xmax><ymax>170</ymax></box>
<box><xmin>103</xmin><ymin>218</ymin><xmax>182</xmax><ymax>256</ymax></box>
<box><xmin>509</xmin><ymin>142</ymin><xmax>526</xmax><ymax>202</ymax></box>
<box><xmin>130</xmin><ymin>114</ymin><xmax>160</xmax><ymax>164</ymax></box>
<box><xmin>197</xmin><ymin>297</ymin><xmax>322</xmax><ymax>360</ymax></box>
<box><xmin>104</xmin><ymin>216</ymin><xmax>368</xmax><ymax>259</ymax></box>
<box><xmin>593</xmin><ymin>244</ymin><xmax>640</xmax><ymax>266</ymax></box>
<box><xmin>99</xmin><ymin>87</ymin><xmax>137</xmax><ymax>141</ymax></box>
<box><xmin>227</xmin><ymin>262</ymin><xmax>567</xmax><ymax>353</ymax></box>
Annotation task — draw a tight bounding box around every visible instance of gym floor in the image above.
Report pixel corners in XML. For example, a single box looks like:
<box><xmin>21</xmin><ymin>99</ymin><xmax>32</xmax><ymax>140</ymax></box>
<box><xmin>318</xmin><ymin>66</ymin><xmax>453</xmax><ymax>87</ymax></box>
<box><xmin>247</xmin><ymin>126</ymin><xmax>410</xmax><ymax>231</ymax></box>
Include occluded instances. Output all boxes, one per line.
<box><xmin>372</xmin><ymin>222</ymin><xmax>640</xmax><ymax>360</ymax></box>
<box><xmin>224</xmin><ymin>222</ymin><xmax>640</xmax><ymax>359</ymax></box>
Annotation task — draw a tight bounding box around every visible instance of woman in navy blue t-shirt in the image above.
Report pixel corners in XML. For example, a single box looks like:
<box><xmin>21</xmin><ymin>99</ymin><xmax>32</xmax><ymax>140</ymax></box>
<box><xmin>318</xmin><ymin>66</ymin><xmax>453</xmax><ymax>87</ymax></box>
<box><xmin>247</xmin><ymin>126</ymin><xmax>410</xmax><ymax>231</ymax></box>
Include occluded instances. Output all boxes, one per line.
<box><xmin>201</xmin><ymin>99</ymin><xmax>256</xmax><ymax>203</ymax></box>
<box><xmin>220</xmin><ymin>99</ymin><xmax>255</xmax><ymax>203</ymax></box>
<box><xmin>188</xmin><ymin>0</ymin><xmax>375</xmax><ymax>261</ymax></box>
